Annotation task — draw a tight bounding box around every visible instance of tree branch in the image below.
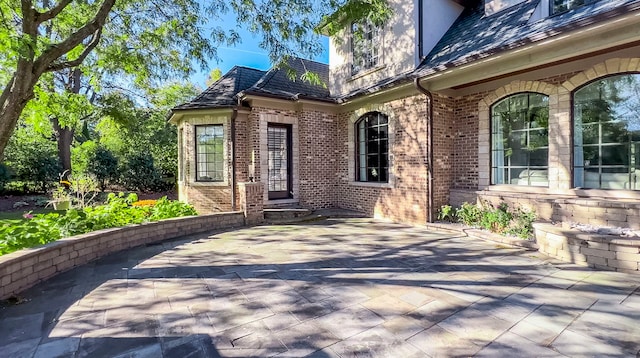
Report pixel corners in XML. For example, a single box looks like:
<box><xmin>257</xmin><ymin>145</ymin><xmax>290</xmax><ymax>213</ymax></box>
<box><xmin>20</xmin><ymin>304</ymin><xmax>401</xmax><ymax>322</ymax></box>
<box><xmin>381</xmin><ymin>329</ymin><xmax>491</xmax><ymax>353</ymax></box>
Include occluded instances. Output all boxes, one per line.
<box><xmin>46</xmin><ymin>28</ymin><xmax>103</xmax><ymax>72</ymax></box>
<box><xmin>35</xmin><ymin>0</ymin><xmax>73</xmax><ymax>24</ymax></box>
<box><xmin>33</xmin><ymin>0</ymin><xmax>115</xmax><ymax>76</ymax></box>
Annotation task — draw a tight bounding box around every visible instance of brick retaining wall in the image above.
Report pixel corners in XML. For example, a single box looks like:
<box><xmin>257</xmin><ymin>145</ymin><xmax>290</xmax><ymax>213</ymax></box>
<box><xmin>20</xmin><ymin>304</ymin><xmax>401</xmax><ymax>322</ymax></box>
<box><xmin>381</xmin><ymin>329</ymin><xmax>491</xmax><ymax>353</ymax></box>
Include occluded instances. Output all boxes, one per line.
<box><xmin>0</xmin><ymin>212</ymin><xmax>244</xmax><ymax>300</ymax></box>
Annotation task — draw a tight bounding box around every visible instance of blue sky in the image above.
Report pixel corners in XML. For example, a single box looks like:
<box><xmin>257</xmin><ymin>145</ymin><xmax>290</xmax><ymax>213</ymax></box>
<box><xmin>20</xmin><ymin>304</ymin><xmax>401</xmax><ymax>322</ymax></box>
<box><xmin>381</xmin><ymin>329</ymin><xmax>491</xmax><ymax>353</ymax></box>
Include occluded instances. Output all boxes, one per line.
<box><xmin>189</xmin><ymin>12</ymin><xmax>330</xmax><ymax>88</ymax></box>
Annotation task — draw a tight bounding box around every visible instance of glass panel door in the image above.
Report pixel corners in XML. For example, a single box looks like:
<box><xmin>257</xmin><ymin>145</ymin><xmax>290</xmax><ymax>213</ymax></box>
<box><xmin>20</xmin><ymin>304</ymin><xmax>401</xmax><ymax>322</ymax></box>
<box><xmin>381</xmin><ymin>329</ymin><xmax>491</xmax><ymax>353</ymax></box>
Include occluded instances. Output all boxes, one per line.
<box><xmin>267</xmin><ymin>124</ymin><xmax>292</xmax><ymax>199</ymax></box>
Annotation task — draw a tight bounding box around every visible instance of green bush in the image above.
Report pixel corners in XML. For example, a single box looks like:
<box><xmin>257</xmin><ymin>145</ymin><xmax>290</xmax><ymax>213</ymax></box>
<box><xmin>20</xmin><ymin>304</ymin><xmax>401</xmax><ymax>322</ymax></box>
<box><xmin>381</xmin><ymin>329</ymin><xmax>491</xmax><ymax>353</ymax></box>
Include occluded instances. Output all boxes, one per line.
<box><xmin>437</xmin><ymin>205</ymin><xmax>457</xmax><ymax>222</ymax></box>
<box><xmin>121</xmin><ymin>153</ymin><xmax>165</xmax><ymax>191</ymax></box>
<box><xmin>479</xmin><ymin>202</ymin><xmax>512</xmax><ymax>233</ymax></box>
<box><xmin>507</xmin><ymin>207</ymin><xmax>537</xmax><ymax>239</ymax></box>
<box><xmin>0</xmin><ymin>193</ymin><xmax>197</xmax><ymax>256</ymax></box>
<box><xmin>453</xmin><ymin>201</ymin><xmax>536</xmax><ymax>239</ymax></box>
<box><xmin>456</xmin><ymin>202</ymin><xmax>481</xmax><ymax>226</ymax></box>
<box><xmin>0</xmin><ymin>163</ymin><xmax>11</xmax><ymax>192</ymax></box>
<box><xmin>90</xmin><ymin>147</ymin><xmax>119</xmax><ymax>190</ymax></box>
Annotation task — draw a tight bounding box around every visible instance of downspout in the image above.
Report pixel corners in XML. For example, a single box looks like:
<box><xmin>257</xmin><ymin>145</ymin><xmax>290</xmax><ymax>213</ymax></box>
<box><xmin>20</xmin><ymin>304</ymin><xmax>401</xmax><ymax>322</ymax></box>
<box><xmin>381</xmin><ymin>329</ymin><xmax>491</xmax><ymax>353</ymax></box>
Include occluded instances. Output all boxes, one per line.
<box><xmin>414</xmin><ymin>78</ymin><xmax>434</xmax><ymax>223</ymax></box>
<box><xmin>231</xmin><ymin>108</ymin><xmax>238</xmax><ymax>211</ymax></box>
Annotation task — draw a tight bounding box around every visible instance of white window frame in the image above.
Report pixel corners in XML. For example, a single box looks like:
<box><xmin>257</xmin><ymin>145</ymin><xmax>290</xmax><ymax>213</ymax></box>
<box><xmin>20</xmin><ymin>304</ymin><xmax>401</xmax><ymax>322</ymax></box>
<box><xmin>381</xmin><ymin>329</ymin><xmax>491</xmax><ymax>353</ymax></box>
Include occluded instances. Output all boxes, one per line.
<box><xmin>351</xmin><ymin>21</ymin><xmax>382</xmax><ymax>76</ymax></box>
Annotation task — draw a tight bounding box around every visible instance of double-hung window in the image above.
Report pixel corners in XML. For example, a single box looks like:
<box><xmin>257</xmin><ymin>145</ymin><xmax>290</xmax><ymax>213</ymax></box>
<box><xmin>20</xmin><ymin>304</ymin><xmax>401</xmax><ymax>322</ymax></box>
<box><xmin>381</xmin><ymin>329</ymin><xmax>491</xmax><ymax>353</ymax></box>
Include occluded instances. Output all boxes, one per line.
<box><xmin>351</xmin><ymin>22</ymin><xmax>381</xmax><ymax>76</ymax></box>
<box><xmin>195</xmin><ymin>125</ymin><xmax>224</xmax><ymax>182</ymax></box>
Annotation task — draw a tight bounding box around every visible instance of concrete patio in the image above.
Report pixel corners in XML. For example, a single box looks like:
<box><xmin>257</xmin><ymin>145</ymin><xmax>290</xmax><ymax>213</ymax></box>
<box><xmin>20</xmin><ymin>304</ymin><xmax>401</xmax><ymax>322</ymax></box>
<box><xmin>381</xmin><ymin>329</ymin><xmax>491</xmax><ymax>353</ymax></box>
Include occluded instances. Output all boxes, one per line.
<box><xmin>1</xmin><ymin>218</ymin><xmax>639</xmax><ymax>357</ymax></box>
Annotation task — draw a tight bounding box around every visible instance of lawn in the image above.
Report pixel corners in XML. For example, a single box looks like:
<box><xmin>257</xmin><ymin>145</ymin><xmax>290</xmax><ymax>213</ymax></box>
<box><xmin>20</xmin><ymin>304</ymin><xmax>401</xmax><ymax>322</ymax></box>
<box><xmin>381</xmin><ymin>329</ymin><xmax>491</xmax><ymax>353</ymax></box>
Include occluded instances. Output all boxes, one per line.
<box><xmin>0</xmin><ymin>208</ymin><xmax>59</xmax><ymax>221</ymax></box>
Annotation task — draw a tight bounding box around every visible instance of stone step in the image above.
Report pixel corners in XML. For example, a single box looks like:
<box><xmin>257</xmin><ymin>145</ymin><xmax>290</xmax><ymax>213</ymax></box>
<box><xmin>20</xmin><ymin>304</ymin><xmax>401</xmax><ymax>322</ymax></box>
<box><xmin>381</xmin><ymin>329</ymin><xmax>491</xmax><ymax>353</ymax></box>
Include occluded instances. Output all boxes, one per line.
<box><xmin>264</xmin><ymin>208</ymin><xmax>312</xmax><ymax>221</ymax></box>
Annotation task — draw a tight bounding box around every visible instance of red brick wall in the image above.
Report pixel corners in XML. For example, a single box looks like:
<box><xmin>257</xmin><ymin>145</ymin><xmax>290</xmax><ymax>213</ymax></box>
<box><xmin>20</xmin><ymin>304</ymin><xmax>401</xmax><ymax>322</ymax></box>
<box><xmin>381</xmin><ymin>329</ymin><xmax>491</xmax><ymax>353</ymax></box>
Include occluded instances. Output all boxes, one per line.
<box><xmin>335</xmin><ymin>95</ymin><xmax>429</xmax><ymax>224</ymax></box>
<box><xmin>184</xmin><ymin>186</ymin><xmax>232</xmax><ymax>213</ymax></box>
<box><xmin>450</xmin><ymin>73</ymin><xmax>576</xmax><ymax>192</ymax></box>
<box><xmin>298</xmin><ymin>108</ymin><xmax>339</xmax><ymax>209</ymax></box>
<box><xmin>433</xmin><ymin>93</ymin><xmax>456</xmax><ymax>210</ymax></box>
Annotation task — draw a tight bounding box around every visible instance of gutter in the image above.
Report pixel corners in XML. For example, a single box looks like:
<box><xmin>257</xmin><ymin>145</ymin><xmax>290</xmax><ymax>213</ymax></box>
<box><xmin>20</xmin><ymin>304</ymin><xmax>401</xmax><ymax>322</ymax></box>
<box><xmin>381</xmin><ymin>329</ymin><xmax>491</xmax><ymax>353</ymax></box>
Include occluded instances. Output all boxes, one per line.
<box><xmin>414</xmin><ymin>78</ymin><xmax>434</xmax><ymax>224</ymax></box>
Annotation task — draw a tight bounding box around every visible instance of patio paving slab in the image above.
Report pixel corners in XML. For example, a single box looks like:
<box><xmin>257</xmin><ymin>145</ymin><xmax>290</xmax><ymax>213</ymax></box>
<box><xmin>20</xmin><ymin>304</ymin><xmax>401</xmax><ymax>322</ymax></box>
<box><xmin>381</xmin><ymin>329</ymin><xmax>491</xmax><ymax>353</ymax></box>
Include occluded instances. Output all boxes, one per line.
<box><xmin>1</xmin><ymin>218</ymin><xmax>639</xmax><ymax>357</ymax></box>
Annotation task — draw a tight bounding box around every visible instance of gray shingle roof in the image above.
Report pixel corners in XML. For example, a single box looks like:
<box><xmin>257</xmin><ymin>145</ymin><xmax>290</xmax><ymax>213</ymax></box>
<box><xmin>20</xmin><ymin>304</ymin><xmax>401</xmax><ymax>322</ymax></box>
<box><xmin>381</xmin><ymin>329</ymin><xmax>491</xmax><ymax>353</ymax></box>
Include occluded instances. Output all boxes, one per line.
<box><xmin>340</xmin><ymin>0</ymin><xmax>640</xmax><ymax>101</ymax></box>
<box><xmin>415</xmin><ymin>0</ymin><xmax>640</xmax><ymax>77</ymax></box>
<box><xmin>244</xmin><ymin>57</ymin><xmax>331</xmax><ymax>101</ymax></box>
<box><xmin>173</xmin><ymin>66</ymin><xmax>266</xmax><ymax>110</ymax></box>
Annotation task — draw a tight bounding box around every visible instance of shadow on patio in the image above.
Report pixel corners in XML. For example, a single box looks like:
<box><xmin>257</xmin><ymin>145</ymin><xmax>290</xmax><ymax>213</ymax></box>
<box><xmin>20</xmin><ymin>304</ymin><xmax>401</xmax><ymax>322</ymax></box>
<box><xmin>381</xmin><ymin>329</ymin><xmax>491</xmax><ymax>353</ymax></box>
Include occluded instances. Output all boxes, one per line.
<box><xmin>1</xmin><ymin>218</ymin><xmax>639</xmax><ymax>357</ymax></box>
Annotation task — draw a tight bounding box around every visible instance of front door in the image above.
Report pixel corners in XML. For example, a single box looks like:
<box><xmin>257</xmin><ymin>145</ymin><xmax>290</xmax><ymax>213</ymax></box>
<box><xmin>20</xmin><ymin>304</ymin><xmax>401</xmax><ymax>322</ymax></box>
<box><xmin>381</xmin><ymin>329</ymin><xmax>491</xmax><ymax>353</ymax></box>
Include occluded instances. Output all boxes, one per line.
<box><xmin>267</xmin><ymin>123</ymin><xmax>292</xmax><ymax>199</ymax></box>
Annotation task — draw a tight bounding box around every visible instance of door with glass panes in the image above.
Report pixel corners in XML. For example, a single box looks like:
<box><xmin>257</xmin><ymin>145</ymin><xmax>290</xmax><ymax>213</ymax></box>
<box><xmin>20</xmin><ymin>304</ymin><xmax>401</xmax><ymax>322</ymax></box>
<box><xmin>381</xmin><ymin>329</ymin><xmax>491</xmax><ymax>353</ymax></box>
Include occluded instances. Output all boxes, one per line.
<box><xmin>267</xmin><ymin>124</ymin><xmax>292</xmax><ymax>199</ymax></box>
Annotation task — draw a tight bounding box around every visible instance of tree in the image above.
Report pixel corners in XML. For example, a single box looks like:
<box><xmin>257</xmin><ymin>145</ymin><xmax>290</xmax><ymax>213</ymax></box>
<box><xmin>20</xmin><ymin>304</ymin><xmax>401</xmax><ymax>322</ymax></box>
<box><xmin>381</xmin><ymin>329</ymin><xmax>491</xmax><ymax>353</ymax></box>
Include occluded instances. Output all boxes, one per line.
<box><xmin>0</xmin><ymin>0</ymin><xmax>392</xmax><ymax>158</ymax></box>
<box><xmin>96</xmin><ymin>82</ymin><xmax>200</xmax><ymax>188</ymax></box>
<box><xmin>3</xmin><ymin>120</ymin><xmax>60</xmax><ymax>192</ymax></box>
<box><xmin>206</xmin><ymin>68</ymin><xmax>223</xmax><ymax>87</ymax></box>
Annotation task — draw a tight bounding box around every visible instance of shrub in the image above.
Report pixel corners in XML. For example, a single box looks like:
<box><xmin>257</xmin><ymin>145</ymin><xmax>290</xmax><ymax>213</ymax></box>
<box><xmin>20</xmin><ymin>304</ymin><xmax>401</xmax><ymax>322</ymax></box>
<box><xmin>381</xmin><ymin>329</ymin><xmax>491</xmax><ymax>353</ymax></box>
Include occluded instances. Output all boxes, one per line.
<box><xmin>120</xmin><ymin>153</ymin><xmax>164</xmax><ymax>191</ymax></box>
<box><xmin>479</xmin><ymin>202</ymin><xmax>512</xmax><ymax>233</ymax></box>
<box><xmin>507</xmin><ymin>207</ymin><xmax>537</xmax><ymax>239</ymax></box>
<box><xmin>72</xmin><ymin>142</ymin><xmax>120</xmax><ymax>191</ymax></box>
<box><xmin>89</xmin><ymin>147</ymin><xmax>119</xmax><ymax>190</ymax></box>
<box><xmin>456</xmin><ymin>202</ymin><xmax>481</xmax><ymax>226</ymax></box>
<box><xmin>453</xmin><ymin>201</ymin><xmax>536</xmax><ymax>239</ymax></box>
<box><xmin>437</xmin><ymin>205</ymin><xmax>457</xmax><ymax>222</ymax></box>
<box><xmin>0</xmin><ymin>163</ymin><xmax>11</xmax><ymax>192</ymax></box>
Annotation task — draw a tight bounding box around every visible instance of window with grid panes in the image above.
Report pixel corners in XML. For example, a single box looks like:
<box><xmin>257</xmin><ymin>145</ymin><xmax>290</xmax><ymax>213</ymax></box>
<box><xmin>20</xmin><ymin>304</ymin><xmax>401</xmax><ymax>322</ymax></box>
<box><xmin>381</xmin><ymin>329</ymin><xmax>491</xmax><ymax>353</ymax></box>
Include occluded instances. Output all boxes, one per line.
<box><xmin>356</xmin><ymin>112</ymin><xmax>388</xmax><ymax>183</ymax></box>
<box><xmin>573</xmin><ymin>74</ymin><xmax>640</xmax><ymax>190</ymax></box>
<box><xmin>491</xmin><ymin>93</ymin><xmax>549</xmax><ymax>186</ymax></box>
<box><xmin>551</xmin><ymin>0</ymin><xmax>596</xmax><ymax>14</ymax></box>
<box><xmin>351</xmin><ymin>22</ymin><xmax>381</xmax><ymax>76</ymax></box>
<box><xmin>195</xmin><ymin>125</ymin><xmax>224</xmax><ymax>182</ymax></box>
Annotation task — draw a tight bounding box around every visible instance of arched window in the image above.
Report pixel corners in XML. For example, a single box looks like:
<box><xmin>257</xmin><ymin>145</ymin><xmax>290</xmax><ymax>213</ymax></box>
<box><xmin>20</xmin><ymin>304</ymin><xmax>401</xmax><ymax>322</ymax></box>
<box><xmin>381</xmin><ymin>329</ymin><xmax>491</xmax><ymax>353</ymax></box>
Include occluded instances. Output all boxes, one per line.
<box><xmin>573</xmin><ymin>74</ymin><xmax>640</xmax><ymax>190</ymax></box>
<box><xmin>491</xmin><ymin>93</ymin><xmax>549</xmax><ymax>186</ymax></box>
<box><xmin>356</xmin><ymin>112</ymin><xmax>388</xmax><ymax>182</ymax></box>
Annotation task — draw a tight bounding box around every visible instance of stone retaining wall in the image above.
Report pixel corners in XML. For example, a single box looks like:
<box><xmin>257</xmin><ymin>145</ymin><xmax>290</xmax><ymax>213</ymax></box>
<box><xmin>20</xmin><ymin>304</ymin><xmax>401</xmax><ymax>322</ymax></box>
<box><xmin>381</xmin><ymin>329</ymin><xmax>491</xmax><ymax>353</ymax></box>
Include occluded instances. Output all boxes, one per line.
<box><xmin>0</xmin><ymin>212</ymin><xmax>244</xmax><ymax>300</ymax></box>
<box><xmin>450</xmin><ymin>189</ymin><xmax>640</xmax><ymax>230</ymax></box>
<box><xmin>533</xmin><ymin>223</ymin><xmax>640</xmax><ymax>273</ymax></box>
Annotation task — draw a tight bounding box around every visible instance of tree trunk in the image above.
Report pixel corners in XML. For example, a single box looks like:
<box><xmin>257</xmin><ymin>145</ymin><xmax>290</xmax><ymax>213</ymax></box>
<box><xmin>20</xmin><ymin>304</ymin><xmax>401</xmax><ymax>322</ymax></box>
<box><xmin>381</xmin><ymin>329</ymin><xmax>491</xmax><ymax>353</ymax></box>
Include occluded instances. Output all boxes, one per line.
<box><xmin>0</xmin><ymin>69</ymin><xmax>36</xmax><ymax>160</ymax></box>
<box><xmin>52</xmin><ymin>117</ymin><xmax>74</xmax><ymax>177</ymax></box>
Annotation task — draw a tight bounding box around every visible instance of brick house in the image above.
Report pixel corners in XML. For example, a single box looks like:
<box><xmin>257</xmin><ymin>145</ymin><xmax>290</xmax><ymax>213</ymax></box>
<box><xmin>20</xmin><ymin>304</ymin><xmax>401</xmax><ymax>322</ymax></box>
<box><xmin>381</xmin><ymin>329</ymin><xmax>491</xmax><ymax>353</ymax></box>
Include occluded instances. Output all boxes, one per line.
<box><xmin>169</xmin><ymin>0</ymin><xmax>640</xmax><ymax>229</ymax></box>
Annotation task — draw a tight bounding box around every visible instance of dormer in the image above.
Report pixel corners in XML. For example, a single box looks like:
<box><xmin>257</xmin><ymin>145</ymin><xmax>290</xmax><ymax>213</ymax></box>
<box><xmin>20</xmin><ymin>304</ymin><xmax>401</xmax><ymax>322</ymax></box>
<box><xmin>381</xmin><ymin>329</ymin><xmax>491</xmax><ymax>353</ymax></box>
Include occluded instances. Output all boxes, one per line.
<box><xmin>328</xmin><ymin>0</ymin><xmax>466</xmax><ymax>97</ymax></box>
<box><xmin>486</xmin><ymin>0</ymin><xmax>600</xmax><ymax>21</ymax></box>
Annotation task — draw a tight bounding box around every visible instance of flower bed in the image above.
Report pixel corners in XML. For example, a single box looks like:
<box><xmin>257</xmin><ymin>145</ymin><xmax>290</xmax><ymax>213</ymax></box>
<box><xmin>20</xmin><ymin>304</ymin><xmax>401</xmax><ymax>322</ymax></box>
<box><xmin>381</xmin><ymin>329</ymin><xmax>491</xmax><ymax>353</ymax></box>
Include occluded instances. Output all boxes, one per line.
<box><xmin>0</xmin><ymin>193</ymin><xmax>196</xmax><ymax>255</ymax></box>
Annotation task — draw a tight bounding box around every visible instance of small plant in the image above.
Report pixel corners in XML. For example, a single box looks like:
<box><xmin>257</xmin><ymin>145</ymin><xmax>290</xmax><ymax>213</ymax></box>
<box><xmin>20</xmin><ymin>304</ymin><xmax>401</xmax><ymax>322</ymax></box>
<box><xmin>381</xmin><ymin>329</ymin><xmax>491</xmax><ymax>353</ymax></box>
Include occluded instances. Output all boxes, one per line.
<box><xmin>456</xmin><ymin>202</ymin><xmax>481</xmax><ymax>226</ymax></box>
<box><xmin>507</xmin><ymin>207</ymin><xmax>537</xmax><ymax>239</ymax></box>
<box><xmin>453</xmin><ymin>201</ymin><xmax>536</xmax><ymax>239</ymax></box>
<box><xmin>479</xmin><ymin>202</ymin><xmax>512</xmax><ymax>233</ymax></box>
<box><xmin>437</xmin><ymin>205</ymin><xmax>457</xmax><ymax>222</ymax></box>
<box><xmin>68</xmin><ymin>173</ymin><xmax>99</xmax><ymax>208</ymax></box>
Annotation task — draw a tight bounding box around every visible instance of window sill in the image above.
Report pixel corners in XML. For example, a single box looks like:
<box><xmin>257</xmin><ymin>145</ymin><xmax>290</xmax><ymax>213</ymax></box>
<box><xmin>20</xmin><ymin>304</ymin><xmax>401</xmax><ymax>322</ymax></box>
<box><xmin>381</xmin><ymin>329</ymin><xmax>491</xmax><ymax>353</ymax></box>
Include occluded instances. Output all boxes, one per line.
<box><xmin>348</xmin><ymin>65</ymin><xmax>386</xmax><ymax>82</ymax></box>
<box><xmin>187</xmin><ymin>180</ymin><xmax>229</xmax><ymax>187</ymax></box>
<box><xmin>349</xmin><ymin>181</ymin><xmax>393</xmax><ymax>189</ymax></box>
<box><xmin>481</xmin><ymin>185</ymin><xmax>550</xmax><ymax>194</ymax></box>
